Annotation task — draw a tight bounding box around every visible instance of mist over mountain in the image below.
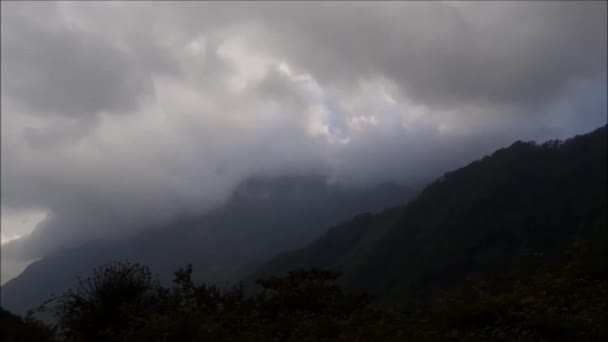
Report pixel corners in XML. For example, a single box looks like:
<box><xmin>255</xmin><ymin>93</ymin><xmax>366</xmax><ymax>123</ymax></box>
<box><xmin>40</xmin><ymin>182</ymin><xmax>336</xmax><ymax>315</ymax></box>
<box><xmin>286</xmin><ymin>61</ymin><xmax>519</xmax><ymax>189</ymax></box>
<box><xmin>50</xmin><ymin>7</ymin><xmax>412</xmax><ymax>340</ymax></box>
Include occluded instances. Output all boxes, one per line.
<box><xmin>1</xmin><ymin>2</ymin><xmax>606</xmax><ymax>340</ymax></box>
<box><xmin>1</xmin><ymin>175</ymin><xmax>414</xmax><ymax>315</ymax></box>
<box><xmin>2</xmin><ymin>126</ymin><xmax>605</xmax><ymax>342</ymax></box>
<box><xmin>253</xmin><ymin>125</ymin><xmax>607</xmax><ymax>310</ymax></box>
<box><xmin>1</xmin><ymin>1</ymin><xmax>606</xmax><ymax>284</ymax></box>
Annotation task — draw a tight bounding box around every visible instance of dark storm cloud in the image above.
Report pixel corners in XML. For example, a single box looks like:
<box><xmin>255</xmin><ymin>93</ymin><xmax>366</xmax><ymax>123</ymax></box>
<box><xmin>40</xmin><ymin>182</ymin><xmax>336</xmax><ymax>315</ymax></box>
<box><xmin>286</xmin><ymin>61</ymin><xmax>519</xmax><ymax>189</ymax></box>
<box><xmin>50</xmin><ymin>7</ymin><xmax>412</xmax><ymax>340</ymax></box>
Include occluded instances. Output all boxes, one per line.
<box><xmin>1</xmin><ymin>1</ymin><xmax>606</xmax><ymax>282</ymax></box>
<box><xmin>242</xmin><ymin>1</ymin><xmax>607</xmax><ymax>111</ymax></box>
<box><xmin>1</xmin><ymin>1</ymin><xmax>177</xmax><ymax>120</ymax></box>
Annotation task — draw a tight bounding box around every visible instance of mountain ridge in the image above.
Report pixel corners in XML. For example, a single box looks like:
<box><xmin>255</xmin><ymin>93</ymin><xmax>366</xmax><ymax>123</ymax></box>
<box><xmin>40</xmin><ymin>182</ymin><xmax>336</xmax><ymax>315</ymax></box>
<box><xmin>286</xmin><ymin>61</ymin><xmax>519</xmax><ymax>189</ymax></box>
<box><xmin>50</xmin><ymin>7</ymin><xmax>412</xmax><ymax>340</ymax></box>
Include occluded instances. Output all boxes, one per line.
<box><xmin>1</xmin><ymin>176</ymin><xmax>415</xmax><ymax>315</ymax></box>
<box><xmin>253</xmin><ymin>125</ymin><xmax>607</xmax><ymax>310</ymax></box>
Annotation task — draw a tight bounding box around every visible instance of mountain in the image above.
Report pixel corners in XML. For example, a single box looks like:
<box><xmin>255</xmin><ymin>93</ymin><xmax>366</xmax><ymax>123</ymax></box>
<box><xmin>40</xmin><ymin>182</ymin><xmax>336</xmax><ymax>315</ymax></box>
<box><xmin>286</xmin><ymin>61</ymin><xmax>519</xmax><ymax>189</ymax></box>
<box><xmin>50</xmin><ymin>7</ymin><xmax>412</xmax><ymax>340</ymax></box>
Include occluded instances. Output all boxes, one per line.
<box><xmin>0</xmin><ymin>175</ymin><xmax>415</xmax><ymax>316</ymax></box>
<box><xmin>253</xmin><ymin>125</ymin><xmax>607</xmax><ymax>310</ymax></box>
<box><xmin>4</xmin><ymin>125</ymin><xmax>606</xmax><ymax>318</ymax></box>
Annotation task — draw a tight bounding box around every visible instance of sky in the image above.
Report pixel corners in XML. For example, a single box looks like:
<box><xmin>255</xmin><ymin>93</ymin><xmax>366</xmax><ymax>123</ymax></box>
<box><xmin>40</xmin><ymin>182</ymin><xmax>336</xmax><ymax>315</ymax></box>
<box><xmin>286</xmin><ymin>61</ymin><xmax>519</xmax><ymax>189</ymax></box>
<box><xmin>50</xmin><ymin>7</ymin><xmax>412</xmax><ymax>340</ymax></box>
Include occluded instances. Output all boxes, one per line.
<box><xmin>1</xmin><ymin>1</ymin><xmax>606</xmax><ymax>284</ymax></box>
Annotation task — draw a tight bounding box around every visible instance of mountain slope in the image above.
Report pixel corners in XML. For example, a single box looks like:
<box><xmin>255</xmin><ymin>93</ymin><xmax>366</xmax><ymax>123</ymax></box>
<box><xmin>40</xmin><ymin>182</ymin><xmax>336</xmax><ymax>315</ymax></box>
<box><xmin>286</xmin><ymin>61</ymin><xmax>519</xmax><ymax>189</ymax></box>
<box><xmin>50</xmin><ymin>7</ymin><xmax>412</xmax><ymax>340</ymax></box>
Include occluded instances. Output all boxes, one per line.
<box><xmin>254</xmin><ymin>125</ymin><xmax>607</xmax><ymax>310</ymax></box>
<box><xmin>1</xmin><ymin>176</ymin><xmax>415</xmax><ymax>316</ymax></box>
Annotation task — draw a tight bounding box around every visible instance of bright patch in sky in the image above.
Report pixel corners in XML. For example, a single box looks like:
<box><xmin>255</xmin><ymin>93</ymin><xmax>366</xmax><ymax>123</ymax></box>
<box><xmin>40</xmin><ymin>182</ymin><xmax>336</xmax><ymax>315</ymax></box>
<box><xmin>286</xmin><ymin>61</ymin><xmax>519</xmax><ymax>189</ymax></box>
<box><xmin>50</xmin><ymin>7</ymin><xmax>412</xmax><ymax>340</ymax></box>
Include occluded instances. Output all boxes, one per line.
<box><xmin>1</xmin><ymin>208</ymin><xmax>48</xmax><ymax>245</ymax></box>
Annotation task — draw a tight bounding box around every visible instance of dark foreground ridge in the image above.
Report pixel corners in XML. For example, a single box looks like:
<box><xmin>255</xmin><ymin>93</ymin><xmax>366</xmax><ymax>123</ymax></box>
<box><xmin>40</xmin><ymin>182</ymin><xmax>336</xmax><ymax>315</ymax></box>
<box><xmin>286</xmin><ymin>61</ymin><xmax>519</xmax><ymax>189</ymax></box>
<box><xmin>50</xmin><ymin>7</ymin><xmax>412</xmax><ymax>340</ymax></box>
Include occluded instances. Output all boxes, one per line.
<box><xmin>3</xmin><ymin>244</ymin><xmax>608</xmax><ymax>342</ymax></box>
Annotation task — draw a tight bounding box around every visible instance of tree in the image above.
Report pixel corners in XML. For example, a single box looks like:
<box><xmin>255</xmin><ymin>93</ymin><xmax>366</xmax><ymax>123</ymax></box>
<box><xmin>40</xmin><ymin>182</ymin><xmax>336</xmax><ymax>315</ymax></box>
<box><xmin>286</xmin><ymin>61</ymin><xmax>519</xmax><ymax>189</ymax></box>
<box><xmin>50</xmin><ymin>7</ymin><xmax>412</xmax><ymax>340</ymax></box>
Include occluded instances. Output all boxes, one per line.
<box><xmin>0</xmin><ymin>307</ymin><xmax>55</xmax><ymax>342</ymax></box>
<box><xmin>51</xmin><ymin>261</ymin><xmax>160</xmax><ymax>342</ymax></box>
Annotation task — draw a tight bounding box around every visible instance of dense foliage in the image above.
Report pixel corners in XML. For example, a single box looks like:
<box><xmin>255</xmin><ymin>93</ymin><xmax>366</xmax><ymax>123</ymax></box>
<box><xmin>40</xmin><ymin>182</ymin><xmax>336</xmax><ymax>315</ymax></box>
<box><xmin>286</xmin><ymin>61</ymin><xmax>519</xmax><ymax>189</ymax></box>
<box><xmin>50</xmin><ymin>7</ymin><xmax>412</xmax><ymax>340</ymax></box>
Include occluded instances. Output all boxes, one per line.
<box><xmin>427</xmin><ymin>240</ymin><xmax>608</xmax><ymax>341</ymax></box>
<box><xmin>16</xmin><ymin>262</ymin><xmax>409</xmax><ymax>342</ymax></box>
<box><xmin>3</xmin><ymin>242</ymin><xmax>607</xmax><ymax>342</ymax></box>
<box><xmin>0</xmin><ymin>307</ymin><xmax>55</xmax><ymax>342</ymax></box>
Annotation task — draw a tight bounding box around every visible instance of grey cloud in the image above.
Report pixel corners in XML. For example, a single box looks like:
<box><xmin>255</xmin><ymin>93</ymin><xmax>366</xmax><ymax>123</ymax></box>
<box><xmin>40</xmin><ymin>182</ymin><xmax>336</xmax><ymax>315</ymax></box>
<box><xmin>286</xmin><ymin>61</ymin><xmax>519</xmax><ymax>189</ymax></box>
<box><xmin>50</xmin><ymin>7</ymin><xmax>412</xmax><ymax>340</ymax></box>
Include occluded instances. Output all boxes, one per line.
<box><xmin>1</xmin><ymin>1</ymin><xmax>175</xmax><ymax>120</ymax></box>
<box><xmin>1</xmin><ymin>1</ymin><xmax>606</xmax><ymax>281</ymax></box>
<box><xmin>242</xmin><ymin>1</ymin><xmax>607</xmax><ymax>111</ymax></box>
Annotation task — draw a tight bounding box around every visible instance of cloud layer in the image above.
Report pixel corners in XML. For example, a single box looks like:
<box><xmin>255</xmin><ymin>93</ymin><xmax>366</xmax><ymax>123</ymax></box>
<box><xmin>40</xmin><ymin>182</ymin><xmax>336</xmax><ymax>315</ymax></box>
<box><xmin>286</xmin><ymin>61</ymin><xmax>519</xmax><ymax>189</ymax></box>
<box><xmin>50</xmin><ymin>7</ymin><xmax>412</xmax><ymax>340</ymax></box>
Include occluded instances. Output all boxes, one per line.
<box><xmin>1</xmin><ymin>1</ymin><xmax>606</xmax><ymax>282</ymax></box>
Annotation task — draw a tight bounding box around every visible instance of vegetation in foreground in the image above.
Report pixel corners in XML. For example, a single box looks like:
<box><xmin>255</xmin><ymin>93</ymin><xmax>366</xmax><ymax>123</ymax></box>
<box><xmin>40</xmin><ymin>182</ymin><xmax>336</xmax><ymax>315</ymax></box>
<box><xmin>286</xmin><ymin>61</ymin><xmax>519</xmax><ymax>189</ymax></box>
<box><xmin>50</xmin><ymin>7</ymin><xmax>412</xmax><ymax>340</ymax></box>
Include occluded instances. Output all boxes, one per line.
<box><xmin>2</xmin><ymin>238</ymin><xmax>606</xmax><ymax>342</ymax></box>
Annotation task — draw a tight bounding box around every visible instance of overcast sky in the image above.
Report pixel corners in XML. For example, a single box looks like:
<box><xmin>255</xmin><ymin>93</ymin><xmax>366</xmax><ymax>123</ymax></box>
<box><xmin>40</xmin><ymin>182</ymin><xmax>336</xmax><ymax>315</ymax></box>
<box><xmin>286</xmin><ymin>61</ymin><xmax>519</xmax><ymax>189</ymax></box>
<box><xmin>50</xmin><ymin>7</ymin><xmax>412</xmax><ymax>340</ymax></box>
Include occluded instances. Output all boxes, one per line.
<box><xmin>1</xmin><ymin>1</ymin><xmax>606</xmax><ymax>283</ymax></box>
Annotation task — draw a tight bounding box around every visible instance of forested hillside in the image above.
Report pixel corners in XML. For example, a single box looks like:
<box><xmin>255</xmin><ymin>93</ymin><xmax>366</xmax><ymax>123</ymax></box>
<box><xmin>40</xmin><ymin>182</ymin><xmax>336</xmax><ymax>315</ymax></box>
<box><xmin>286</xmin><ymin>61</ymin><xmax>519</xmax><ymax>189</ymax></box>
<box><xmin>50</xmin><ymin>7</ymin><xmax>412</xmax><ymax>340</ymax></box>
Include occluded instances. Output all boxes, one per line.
<box><xmin>4</xmin><ymin>236</ymin><xmax>607</xmax><ymax>341</ymax></box>
<box><xmin>255</xmin><ymin>125</ymin><xmax>607</xmax><ymax>310</ymax></box>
